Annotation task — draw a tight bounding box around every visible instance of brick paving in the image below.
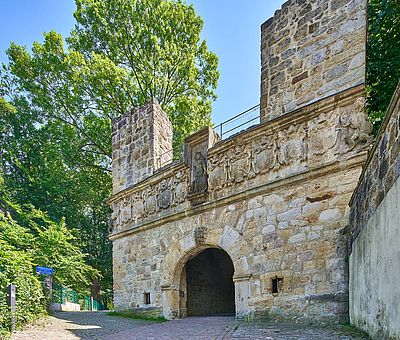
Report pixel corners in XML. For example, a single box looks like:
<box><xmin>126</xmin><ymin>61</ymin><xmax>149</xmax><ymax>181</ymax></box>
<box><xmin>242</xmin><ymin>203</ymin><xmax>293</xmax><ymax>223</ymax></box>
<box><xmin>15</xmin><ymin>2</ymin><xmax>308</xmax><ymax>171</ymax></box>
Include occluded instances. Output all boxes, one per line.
<box><xmin>11</xmin><ymin>312</ymin><xmax>369</xmax><ymax>340</ymax></box>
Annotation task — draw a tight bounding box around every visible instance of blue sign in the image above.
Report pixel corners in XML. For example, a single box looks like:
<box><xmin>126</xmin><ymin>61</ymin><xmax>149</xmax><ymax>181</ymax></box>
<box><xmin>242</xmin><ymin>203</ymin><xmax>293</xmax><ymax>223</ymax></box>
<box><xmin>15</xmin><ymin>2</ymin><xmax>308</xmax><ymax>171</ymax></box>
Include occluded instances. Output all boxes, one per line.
<box><xmin>36</xmin><ymin>266</ymin><xmax>54</xmax><ymax>276</ymax></box>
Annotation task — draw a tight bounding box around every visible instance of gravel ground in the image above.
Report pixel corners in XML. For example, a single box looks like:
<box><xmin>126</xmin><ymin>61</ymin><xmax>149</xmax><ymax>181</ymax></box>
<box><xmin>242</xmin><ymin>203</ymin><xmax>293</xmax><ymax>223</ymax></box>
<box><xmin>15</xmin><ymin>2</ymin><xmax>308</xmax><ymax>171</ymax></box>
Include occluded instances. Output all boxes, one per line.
<box><xmin>11</xmin><ymin>312</ymin><xmax>369</xmax><ymax>340</ymax></box>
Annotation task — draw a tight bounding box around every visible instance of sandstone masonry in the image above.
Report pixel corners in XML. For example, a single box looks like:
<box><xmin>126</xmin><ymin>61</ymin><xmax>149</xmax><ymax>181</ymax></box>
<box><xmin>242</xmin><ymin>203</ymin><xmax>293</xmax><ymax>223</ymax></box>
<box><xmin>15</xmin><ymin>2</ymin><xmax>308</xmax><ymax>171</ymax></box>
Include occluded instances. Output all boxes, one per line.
<box><xmin>108</xmin><ymin>0</ymin><xmax>373</xmax><ymax>324</ymax></box>
<box><xmin>260</xmin><ymin>0</ymin><xmax>367</xmax><ymax>122</ymax></box>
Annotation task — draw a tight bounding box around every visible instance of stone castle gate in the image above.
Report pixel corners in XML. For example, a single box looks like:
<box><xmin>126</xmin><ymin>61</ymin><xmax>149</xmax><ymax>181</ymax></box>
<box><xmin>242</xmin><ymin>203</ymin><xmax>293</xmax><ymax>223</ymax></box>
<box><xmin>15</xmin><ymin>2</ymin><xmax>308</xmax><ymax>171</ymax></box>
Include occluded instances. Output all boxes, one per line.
<box><xmin>108</xmin><ymin>0</ymin><xmax>372</xmax><ymax>322</ymax></box>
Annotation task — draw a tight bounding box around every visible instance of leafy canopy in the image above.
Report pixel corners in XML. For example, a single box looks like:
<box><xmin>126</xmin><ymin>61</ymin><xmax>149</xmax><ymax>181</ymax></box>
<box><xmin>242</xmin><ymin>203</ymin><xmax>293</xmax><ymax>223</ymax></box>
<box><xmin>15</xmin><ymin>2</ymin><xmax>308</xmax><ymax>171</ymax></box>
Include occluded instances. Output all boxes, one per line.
<box><xmin>0</xmin><ymin>0</ymin><xmax>219</xmax><ymax>305</ymax></box>
<box><xmin>366</xmin><ymin>0</ymin><xmax>400</xmax><ymax>131</ymax></box>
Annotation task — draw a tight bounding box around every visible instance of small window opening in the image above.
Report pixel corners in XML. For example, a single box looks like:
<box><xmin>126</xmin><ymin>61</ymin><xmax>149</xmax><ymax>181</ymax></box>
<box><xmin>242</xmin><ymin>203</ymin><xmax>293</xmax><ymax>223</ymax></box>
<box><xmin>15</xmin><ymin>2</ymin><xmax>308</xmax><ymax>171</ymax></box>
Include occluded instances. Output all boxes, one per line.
<box><xmin>272</xmin><ymin>277</ymin><xmax>283</xmax><ymax>294</ymax></box>
<box><xmin>144</xmin><ymin>292</ymin><xmax>151</xmax><ymax>305</ymax></box>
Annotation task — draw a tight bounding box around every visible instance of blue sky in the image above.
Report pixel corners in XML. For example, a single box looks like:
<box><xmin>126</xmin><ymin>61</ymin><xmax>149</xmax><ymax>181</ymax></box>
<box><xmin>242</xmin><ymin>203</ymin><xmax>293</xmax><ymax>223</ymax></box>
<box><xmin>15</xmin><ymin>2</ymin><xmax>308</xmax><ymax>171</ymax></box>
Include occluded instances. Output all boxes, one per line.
<box><xmin>0</xmin><ymin>0</ymin><xmax>284</xmax><ymax>125</ymax></box>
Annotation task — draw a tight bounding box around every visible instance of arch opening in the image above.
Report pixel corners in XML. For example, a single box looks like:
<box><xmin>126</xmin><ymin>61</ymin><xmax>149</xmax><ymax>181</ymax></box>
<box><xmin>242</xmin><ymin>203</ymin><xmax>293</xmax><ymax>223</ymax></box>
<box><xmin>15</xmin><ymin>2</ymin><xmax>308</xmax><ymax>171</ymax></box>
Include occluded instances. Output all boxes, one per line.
<box><xmin>181</xmin><ymin>247</ymin><xmax>235</xmax><ymax>316</ymax></box>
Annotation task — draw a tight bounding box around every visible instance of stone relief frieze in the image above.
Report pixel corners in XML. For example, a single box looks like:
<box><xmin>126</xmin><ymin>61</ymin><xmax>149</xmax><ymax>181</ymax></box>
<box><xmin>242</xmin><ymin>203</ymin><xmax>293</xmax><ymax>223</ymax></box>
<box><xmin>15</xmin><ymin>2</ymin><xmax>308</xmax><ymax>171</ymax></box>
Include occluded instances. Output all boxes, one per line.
<box><xmin>109</xmin><ymin>168</ymin><xmax>190</xmax><ymax>232</ymax></box>
<box><xmin>208</xmin><ymin>97</ymin><xmax>372</xmax><ymax>193</ymax></box>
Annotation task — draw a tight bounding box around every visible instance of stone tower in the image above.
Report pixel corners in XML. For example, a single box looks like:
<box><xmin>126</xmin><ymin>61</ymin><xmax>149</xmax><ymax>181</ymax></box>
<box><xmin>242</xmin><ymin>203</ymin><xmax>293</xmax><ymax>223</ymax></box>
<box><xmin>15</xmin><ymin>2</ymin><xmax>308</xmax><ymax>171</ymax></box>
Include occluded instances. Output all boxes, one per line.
<box><xmin>260</xmin><ymin>0</ymin><xmax>367</xmax><ymax>122</ymax></box>
<box><xmin>111</xmin><ymin>99</ymin><xmax>173</xmax><ymax>194</ymax></box>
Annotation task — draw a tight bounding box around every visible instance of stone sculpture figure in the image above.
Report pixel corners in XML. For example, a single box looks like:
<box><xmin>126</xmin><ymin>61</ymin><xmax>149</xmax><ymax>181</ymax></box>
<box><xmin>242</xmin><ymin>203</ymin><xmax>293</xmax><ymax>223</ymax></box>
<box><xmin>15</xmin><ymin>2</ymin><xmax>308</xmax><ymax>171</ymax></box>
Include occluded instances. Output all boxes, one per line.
<box><xmin>191</xmin><ymin>151</ymin><xmax>208</xmax><ymax>193</ymax></box>
<box><xmin>335</xmin><ymin>97</ymin><xmax>372</xmax><ymax>154</ymax></box>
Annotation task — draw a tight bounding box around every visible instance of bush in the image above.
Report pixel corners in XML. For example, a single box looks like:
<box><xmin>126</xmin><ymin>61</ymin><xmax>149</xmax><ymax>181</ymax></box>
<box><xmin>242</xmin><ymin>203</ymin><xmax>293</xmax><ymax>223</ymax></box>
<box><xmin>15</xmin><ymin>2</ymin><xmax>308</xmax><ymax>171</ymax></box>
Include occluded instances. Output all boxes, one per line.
<box><xmin>0</xmin><ymin>174</ymin><xmax>99</xmax><ymax>332</ymax></box>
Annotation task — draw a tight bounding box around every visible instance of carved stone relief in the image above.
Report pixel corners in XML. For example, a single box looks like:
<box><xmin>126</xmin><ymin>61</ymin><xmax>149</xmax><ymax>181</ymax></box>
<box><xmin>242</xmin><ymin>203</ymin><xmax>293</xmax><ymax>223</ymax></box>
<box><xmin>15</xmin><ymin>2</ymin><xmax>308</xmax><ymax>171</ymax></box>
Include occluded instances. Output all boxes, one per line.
<box><xmin>158</xmin><ymin>179</ymin><xmax>172</xmax><ymax>209</ymax></box>
<box><xmin>249</xmin><ymin>135</ymin><xmax>277</xmax><ymax>177</ymax></box>
<box><xmin>334</xmin><ymin>97</ymin><xmax>373</xmax><ymax>154</ymax></box>
<box><xmin>277</xmin><ymin>123</ymin><xmax>307</xmax><ymax>166</ymax></box>
<box><xmin>194</xmin><ymin>226</ymin><xmax>207</xmax><ymax>245</ymax></box>
<box><xmin>114</xmin><ymin>168</ymin><xmax>190</xmax><ymax>228</ymax></box>
<box><xmin>111</xmin><ymin>95</ymin><xmax>373</xmax><ymax>231</ymax></box>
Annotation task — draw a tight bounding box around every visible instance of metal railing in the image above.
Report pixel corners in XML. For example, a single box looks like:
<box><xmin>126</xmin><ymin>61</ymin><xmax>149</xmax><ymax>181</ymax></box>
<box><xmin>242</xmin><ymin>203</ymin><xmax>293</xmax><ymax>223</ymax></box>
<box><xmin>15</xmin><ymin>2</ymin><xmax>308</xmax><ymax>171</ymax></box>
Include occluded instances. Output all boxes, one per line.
<box><xmin>155</xmin><ymin>104</ymin><xmax>260</xmax><ymax>168</ymax></box>
<box><xmin>52</xmin><ymin>283</ymin><xmax>78</xmax><ymax>304</ymax></box>
<box><xmin>214</xmin><ymin>104</ymin><xmax>260</xmax><ymax>140</ymax></box>
<box><xmin>157</xmin><ymin>149</ymin><xmax>174</xmax><ymax>169</ymax></box>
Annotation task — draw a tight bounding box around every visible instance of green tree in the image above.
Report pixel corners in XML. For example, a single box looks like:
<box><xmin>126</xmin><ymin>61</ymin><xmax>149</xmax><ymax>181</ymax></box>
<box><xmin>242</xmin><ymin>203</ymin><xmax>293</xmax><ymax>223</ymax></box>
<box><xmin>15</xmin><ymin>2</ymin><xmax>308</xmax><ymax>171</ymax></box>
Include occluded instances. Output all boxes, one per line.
<box><xmin>1</xmin><ymin>0</ymin><xmax>218</xmax><ymax>302</ymax></box>
<box><xmin>70</xmin><ymin>0</ymin><xmax>218</xmax><ymax>149</ymax></box>
<box><xmin>367</xmin><ymin>0</ymin><xmax>400</xmax><ymax>131</ymax></box>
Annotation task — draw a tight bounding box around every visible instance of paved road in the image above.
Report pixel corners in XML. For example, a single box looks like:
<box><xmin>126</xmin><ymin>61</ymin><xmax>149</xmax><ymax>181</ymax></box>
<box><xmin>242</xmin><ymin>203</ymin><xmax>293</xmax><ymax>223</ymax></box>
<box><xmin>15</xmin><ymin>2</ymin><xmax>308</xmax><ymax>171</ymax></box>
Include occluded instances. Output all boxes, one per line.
<box><xmin>11</xmin><ymin>312</ymin><xmax>369</xmax><ymax>340</ymax></box>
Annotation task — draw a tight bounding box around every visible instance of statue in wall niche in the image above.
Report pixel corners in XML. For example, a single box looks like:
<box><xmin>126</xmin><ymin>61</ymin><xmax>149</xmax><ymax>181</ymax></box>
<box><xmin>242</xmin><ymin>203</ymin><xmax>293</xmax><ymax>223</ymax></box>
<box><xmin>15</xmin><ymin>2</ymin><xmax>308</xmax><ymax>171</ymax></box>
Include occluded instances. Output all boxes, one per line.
<box><xmin>277</xmin><ymin>123</ymin><xmax>307</xmax><ymax>166</ymax></box>
<box><xmin>190</xmin><ymin>151</ymin><xmax>208</xmax><ymax>194</ymax></box>
<box><xmin>157</xmin><ymin>179</ymin><xmax>172</xmax><ymax>209</ymax></box>
<box><xmin>335</xmin><ymin>97</ymin><xmax>373</xmax><ymax>154</ymax></box>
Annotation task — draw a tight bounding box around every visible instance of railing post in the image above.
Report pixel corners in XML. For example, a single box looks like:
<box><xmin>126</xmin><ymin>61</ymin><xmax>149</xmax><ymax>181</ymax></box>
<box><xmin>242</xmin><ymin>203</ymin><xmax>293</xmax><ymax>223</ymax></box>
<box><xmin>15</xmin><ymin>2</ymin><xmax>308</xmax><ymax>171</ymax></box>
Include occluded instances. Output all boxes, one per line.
<box><xmin>59</xmin><ymin>286</ymin><xmax>63</xmax><ymax>304</ymax></box>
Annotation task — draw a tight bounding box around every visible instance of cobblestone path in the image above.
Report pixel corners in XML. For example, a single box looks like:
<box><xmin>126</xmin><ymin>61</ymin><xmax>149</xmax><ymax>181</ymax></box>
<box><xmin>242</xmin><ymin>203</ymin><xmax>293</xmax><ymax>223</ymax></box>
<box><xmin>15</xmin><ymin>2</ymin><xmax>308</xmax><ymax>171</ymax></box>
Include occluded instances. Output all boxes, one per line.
<box><xmin>11</xmin><ymin>312</ymin><xmax>369</xmax><ymax>340</ymax></box>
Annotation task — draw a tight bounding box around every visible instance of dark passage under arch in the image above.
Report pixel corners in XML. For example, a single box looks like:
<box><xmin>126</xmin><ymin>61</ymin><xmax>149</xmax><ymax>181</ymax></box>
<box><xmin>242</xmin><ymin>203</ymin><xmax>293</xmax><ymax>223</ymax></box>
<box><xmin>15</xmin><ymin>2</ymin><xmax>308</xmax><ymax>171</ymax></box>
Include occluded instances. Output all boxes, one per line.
<box><xmin>185</xmin><ymin>248</ymin><xmax>235</xmax><ymax>316</ymax></box>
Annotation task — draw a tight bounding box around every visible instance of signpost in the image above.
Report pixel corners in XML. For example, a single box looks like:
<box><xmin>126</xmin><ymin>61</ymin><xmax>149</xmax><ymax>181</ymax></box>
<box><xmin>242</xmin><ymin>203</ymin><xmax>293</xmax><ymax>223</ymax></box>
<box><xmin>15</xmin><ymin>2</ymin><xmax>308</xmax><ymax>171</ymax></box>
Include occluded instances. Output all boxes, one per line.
<box><xmin>7</xmin><ymin>284</ymin><xmax>16</xmax><ymax>332</ymax></box>
<box><xmin>36</xmin><ymin>266</ymin><xmax>54</xmax><ymax>303</ymax></box>
<box><xmin>36</xmin><ymin>266</ymin><xmax>54</xmax><ymax>276</ymax></box>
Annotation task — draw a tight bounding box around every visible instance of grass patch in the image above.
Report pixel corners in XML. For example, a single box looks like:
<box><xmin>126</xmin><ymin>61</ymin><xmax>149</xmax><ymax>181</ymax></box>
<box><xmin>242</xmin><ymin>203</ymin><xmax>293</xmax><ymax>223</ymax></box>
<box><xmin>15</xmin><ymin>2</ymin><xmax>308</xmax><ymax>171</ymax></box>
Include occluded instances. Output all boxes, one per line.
<box><xmin>339</xmin><ymin>323</ymin><xmax>371</xmax><ymax>339</ymax></box>
<box><xmin>108</xmin><ymin>311</ymin><xmax>167</xmax><ymax>322</ymax></box>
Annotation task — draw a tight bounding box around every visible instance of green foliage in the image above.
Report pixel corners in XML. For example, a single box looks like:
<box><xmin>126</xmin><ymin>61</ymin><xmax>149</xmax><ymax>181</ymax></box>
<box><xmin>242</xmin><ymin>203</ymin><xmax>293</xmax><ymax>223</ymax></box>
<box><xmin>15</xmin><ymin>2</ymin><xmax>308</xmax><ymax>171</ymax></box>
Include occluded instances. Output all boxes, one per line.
<box><xmin>0</xmin><ymin>0</ymin><xmax>218</xmax><ymax>309</ymax></box>
<box><xmin>367</xmin><ymin>0</ymin><xmax>400</xmax><ymax>132</ymax></box>
<box><xmin>0</xmin><ymin>172</ymin><xmax>99</xmax><ymax>332</ymax></box>
<box><xmin>69</xmin><ymin>0</ymin><xmax>218</xmax><ymax>149</ymax></box>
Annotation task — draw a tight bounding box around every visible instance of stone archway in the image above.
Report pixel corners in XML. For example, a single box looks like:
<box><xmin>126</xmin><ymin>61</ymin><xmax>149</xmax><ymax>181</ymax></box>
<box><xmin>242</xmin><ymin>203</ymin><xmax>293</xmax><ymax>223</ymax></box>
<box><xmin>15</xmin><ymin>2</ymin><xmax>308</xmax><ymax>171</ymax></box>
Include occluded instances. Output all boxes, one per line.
<box><xmin>160</xmin><ymin>226</ymin><xmax>253</xmax><ymax>319</ymax></box>
<box><xmin>183</xmin><ymin>248</ymin><xmax>235</xmax><ymax>316</ymax></box>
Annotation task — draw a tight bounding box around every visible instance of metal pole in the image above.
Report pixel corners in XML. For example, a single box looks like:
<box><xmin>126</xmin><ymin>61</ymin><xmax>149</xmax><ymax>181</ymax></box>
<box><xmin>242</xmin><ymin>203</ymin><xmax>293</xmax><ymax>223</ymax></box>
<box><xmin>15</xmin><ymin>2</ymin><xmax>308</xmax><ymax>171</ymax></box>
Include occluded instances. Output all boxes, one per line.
<box><xmin>7</xmin><ymin>284</ymin><xmax>16</xmax><ymax>333</ymax></box>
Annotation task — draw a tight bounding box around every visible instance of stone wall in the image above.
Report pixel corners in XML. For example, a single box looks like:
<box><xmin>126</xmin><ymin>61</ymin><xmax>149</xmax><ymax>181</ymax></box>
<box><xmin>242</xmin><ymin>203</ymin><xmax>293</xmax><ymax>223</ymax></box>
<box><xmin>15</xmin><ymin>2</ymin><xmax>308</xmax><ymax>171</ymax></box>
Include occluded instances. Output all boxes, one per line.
<box><xmin>349</xmin><ymin>82</ymin><xmax>400</xmax><ymax>339</ymax></box>
<box><xmin>260</xmin><ymin>0</ymin><xmax>367</xmax><ymax>122</ymax></box>
<box><xmin>108</xmin><ymin>86</ymin><xmax>371</xmax><ymax>322</ymax></box>
<box><xmin>111</xmin><ymin>99</ymin><xmax>173</xmax><ymax>194</ymax></box>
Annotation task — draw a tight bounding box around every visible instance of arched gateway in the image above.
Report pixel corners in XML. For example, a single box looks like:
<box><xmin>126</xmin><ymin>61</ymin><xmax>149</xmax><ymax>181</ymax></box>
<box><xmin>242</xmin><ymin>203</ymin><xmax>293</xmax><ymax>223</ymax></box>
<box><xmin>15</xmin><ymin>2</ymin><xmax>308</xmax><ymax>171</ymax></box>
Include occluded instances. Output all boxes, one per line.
<box><xmin>108</xmin><ymin>0</ymin><xmax>372</xmax><ymax>323</ymax></box>
<box><xmin>181</xmin><ymin>248</ymin><xmax>235</xmax><ymax>316</ymax></box>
